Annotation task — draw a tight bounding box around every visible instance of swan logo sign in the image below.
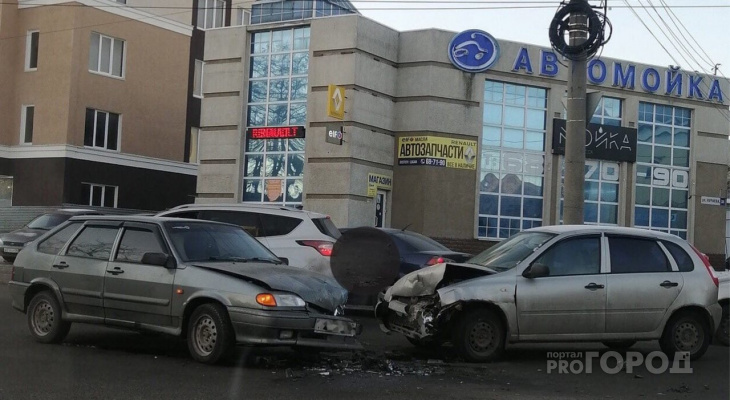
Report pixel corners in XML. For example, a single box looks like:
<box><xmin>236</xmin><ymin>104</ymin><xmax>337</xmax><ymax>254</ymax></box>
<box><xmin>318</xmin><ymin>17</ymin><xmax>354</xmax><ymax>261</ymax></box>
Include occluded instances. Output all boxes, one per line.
<box><xmin>448</xmin><ymin>30</ymin><xmax>500</xmax><ymax>73</ymax></box>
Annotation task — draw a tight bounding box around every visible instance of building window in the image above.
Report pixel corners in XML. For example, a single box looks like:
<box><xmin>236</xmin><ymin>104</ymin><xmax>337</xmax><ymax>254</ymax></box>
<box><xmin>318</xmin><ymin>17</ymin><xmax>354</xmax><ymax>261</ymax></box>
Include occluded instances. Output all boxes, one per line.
<box><xmin>479</xmin><ymin>81</ymin><xmax>547</xmax><ymax>239</ymax></box>
<box><xmin>0</xmin><ymin>176</ymin><xmax>13</xmax><ymax>207</ymax></box>
<box><xmin>84</xmin><ymin>108</ymin><xmax>121</xmax><ymax>151</ymax></box>
<box><xmin>190</xmin><ymin>127</ymin><xmax>200</xmax><ymax>164</ymax></box>
<box><xmin>590</xmin><ymin>97</ymin><xmax>622</xmax><ymax>126</ymax></box>
<box><xmin>560</xmin><ymin>160</ymin><xmax>620</xmax><ymax>224</ymax></box>
<box><xmin>193</xmin><ymin>60</ymin><xmax>204</xmax><ymax>98</ymax></box>
<box><xmin>558</xmin><ymin>97</ymin><xmax>623</xmax><ymax>225</ymax></box>
<box><xmin>25</xmin><ymin>30</ymin><xmax>39</xmax><ymax>71</ymax></box>
<box><xmin>634</xmin><ymin>102</ymin><xmax>691</xmax><ymax>239</ymax></box>
<box><xmin>20</xmin><ymin>105</ymin><xmax>35</xmax><ymax>144</ymax></box>
<box><xmin>234</xmin><ymin>7</ymin><xmax>250</xmax><ymax>26</ymax></box>
<box><xmin>81</xmin><ymin>183</ymin><xmax>118</xmax><ymax>208</ymax></box>
<box><xmin>250</xmin><ymin>0</ymin><xmax>355</xmax><ymax>24</ymax></box>
<box><xmin>244</xmin><ymin>27</ymin><xmax>309</xmax><ymax>206</ymax></box>
<box><xmin>197</xmin><ymin>0</ymin><xmax>225</xmax><ymax>30</ymax></box>
<box><xmin>89</xmin><ymin>32</ymin><xmax>125</xmax><ymax>78</ymax></box>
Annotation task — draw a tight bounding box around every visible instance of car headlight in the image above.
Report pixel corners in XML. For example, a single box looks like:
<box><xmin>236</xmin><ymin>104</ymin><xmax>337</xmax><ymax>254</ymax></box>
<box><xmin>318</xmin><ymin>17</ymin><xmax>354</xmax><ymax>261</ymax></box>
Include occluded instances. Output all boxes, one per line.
<box><xmin>256</xmin><ymin>293</ymin><xmax>306</xmax><ymax>308</ymax></box>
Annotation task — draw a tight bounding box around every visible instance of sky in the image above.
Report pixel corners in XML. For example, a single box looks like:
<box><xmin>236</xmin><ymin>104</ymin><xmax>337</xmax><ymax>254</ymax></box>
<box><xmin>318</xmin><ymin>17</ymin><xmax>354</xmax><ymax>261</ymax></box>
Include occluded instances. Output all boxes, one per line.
<box><xmin>350</xmin><ymin>0</ymin><xmax>730</xmax><ymax>80</ymax></box>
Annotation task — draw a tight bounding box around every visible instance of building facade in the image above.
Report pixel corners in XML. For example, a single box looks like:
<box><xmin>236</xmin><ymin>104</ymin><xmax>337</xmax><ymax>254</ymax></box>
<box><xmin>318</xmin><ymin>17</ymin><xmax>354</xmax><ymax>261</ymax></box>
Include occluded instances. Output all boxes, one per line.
<box><xmin>0</xmin><ymin>0</ymin><xmax>202</xmax><ymax>211</ymax></box>
<box><xmin>197</xmin><ymin>5</ymin><xmax>730</xmax><ymax>262</ymax></box>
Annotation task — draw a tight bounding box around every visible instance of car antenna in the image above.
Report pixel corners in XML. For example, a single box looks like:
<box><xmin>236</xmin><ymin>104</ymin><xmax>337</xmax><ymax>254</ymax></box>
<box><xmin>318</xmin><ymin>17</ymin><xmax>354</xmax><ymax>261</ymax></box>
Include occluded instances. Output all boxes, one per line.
<box><xmin>401</xmin><ymin>223</ymin><xmax>412</xmax><ymax>232</ymax></box>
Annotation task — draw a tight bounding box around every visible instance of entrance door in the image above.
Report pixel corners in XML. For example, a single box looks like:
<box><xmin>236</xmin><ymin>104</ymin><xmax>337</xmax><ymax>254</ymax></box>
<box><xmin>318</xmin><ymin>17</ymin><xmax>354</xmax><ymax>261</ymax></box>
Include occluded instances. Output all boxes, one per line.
<box><xmin>375</xmin><ymin>190</ymin><xmax>386</xmax><ymax>227</ymax></box>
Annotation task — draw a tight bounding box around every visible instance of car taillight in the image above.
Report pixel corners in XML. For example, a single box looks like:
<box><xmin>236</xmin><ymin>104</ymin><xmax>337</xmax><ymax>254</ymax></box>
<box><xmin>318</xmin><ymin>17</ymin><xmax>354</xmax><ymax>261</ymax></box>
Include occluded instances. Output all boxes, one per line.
<box><xmin>426</xmin><ymin>256</ymin><xmax>453</xmax><ymax>266</ymax></box>
<box><xmin>690</xmin><ymin>244</ymin><xmax>719</xmax><ymax>287</ymax></box>
<box><xmin>297</xmin><ymin>240</ymin><xmax>334</xmax><ymax>256</ymax></box>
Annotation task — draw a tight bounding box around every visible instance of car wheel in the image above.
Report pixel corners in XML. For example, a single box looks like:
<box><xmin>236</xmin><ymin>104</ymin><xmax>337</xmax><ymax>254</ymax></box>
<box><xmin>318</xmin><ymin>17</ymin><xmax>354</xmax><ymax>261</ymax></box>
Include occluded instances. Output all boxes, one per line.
<box><xmin>27</xmin><ymin>291</ymin><xmax>71</xmax><ymax>344</ymax></box>
<box><xmin>602</xmin><ymin>341</ymin><xmax>636</xmax><ymax>350</ymax></box>
<box><xmin>187</xmin><ymin>303</ymin><xmax>235</xmax><ymax>364</ymax></box>
<box><xmin>452</xmin><ymin>309</ymin><xmax>505</xmax><ymax>362</ymax></box>
<box><xmin>716</xmin><ymin>305</ymin><xmax>729</xmax><ymax>347</ymax></box>
<box><xmin>660</xmin><ymin>312</ymin><xmax>710</xmax><ymax>360</ymax></box>
<box><xmin>2</xmin><ymin>256</ymin><xmax>15</xmax><ymax>263</ymax></box>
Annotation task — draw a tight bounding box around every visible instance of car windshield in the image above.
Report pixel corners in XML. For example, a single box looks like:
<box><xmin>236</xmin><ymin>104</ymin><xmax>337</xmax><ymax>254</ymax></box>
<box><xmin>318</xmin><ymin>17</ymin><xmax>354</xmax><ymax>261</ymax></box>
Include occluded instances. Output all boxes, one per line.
<box><xmin>26</xmin><ymin>213</ymin><xmax>72</xmax><ymax>230</ymax></box>
<box><xmin>165</xmin><ymin>221</ymin><xmax>280</xmax><ymax>263</ymax></box>
<box><xmin>467</xmin><ymin>232</ymin><xmax>555</xmax><ymax>272</ymax></box>
<box><xmin>312</xmin><ymin>217</ymin><xmax>341</xmax><ymax>239</ymax></box>
<box><xmin>392</xmin><ymin>231</ymin><xmax>450</xmax><ymax>252</ymax></box>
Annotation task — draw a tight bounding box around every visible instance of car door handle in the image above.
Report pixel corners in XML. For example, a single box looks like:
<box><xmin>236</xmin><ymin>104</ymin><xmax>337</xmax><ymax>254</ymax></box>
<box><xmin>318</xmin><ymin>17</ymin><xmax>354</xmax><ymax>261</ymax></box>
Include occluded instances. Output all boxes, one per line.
<box><xmin>584</xmin><ymin>283</ymin><xmax>605</xmax><ymax>290</ymax></box>
<box><xmin>108</xmin><ymin>267</ymin><xmax>125</xmax><ymax>275</ymax></box>
<box><xmin>660</xmin><ymin>280</ymin><xmax>679</xmax><ymax>288</ymax></box>
<box><xmin>52</xmin><ymin>262</ymin><xmax>69</xmax><ymax>269</ymax></box>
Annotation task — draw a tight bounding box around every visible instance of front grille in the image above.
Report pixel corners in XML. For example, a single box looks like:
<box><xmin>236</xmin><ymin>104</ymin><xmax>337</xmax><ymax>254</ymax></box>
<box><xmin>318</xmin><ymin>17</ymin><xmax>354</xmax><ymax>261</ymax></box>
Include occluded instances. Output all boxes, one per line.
<box><xmin>3</xmin><ymin>242</ymin><xmax>23</xmax><ymax>247</ymax></box>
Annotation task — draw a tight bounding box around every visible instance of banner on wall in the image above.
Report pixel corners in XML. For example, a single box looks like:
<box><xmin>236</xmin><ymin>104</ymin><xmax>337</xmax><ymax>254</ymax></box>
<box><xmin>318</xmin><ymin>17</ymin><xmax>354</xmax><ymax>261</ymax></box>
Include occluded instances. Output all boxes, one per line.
<box><xmin>367</xmin><ymin>173</ymin><xmax>393</xmax><ymax>198</ymax></box>
<box><xmin>397</xmin><ymin>136</ymin><xmax>477</xmax><ymax>170</ymax></box>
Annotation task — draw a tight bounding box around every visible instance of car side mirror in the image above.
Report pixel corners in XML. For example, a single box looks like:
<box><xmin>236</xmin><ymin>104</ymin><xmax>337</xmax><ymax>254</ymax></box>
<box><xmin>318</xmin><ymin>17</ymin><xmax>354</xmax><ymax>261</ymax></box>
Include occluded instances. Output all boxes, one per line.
<box><xmin>279</xmin><ymin>257</ymin><xmax>289</xmax><ymax>265</ymax></box>
<box><xmin>523</xmin><ymin>262</ymin><xmax>550</xmax><ymax>279</ymax></box>
<box><xmin>141</xmin><ymin>252</ymin><xmax>174</xmax><ymax>268</ymax></box>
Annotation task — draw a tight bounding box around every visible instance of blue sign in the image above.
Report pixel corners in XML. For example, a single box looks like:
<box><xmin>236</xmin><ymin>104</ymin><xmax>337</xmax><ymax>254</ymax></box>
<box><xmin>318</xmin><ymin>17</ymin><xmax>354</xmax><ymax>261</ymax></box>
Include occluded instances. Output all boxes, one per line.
<box><xmin>448</xmin><ymin>30</ymin><xmax>500</xmax><ymax>73</ymax></box>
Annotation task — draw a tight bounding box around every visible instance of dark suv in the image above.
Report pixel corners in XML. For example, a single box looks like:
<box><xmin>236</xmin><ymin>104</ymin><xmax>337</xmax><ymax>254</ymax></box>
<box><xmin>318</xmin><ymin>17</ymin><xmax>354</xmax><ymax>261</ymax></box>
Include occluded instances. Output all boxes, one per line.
<box><xmin>0</xmin><ymin>209</ymin><xmax>100</xmax><ymax>262</ymax></box>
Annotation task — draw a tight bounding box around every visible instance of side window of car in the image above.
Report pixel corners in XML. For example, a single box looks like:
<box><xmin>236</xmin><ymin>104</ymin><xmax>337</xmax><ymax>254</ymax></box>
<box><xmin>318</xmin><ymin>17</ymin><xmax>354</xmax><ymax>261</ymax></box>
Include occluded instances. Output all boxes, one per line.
<box><xmin>65</xmin><ymin>226</ymin><xmax>119</xmax><ymax>260</ymax></box>
<box><xmin>37</xmin><ymin>222</ymin><xmax>83</xmax><ymax>255</ymax></box>
<box><xmin>166</xmin><ymin>211</ymin><xmax>200</xmax><ymax>219</ymax></box>
<box><xmin>199</xmin><ymin>210</ymin><xmax>263</xmax><ymax>237</ymax></box>
<box><xmin>259</xmin><ymin>214</ymin><xmax>302</xmax><ymax>237</ymax></box>
<box><xmin>608</xmin><ymin>237</ymin><xmax>670</xmax><ymax>273</ymax></box>
<box><xmin>115</xmin><ymin>228</ymin><xmax>166</xmax><ymax>264</ymax></box>
<box><xmin>533</xmin><ymin>236</ymin><xmax>600</xmax><ymax>276</ymax></box>
<box><xmin>662</xmin><ymin>241</ymin><xmax>694</xmax><ymax>272</ymax></box>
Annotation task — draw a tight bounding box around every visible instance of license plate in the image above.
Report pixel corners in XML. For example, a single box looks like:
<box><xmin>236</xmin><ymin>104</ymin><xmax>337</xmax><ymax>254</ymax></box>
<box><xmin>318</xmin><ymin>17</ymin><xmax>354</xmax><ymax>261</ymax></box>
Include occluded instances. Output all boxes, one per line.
<box><xmin>314</xmin><ymin>318</ymin><xmax>358</xmax><ymax>337</ymax></box>
<box><xmin>4</xmin><ymin>248</ymin><xmax>19</xmax><ymax>254</ymax></box>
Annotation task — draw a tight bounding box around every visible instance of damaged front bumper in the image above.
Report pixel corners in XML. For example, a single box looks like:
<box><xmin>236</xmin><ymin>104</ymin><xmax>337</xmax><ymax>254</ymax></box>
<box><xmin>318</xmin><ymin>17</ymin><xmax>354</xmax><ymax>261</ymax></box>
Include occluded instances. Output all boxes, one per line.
<box><xmin>228</xmin><ymin>307</ymin><xmax>363</xmax><ymax>350</ymax></box>
<box><xmin>375</xmin><ymin>293</ymin><xmax>459</xmax><ymax>341</ymax></box>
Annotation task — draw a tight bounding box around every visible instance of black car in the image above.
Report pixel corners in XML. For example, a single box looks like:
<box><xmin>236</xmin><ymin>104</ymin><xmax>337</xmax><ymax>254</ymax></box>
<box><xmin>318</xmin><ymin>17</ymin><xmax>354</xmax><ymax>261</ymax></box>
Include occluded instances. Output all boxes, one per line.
<box><xmin>0</xmin><ymin>209</ymin><xmax>101</xmax><ymax>262</ymax></box>
<box><xmin>339</xmin><ymin>228</ymin><xmax>471</xmax><ymax>308</ymax></box>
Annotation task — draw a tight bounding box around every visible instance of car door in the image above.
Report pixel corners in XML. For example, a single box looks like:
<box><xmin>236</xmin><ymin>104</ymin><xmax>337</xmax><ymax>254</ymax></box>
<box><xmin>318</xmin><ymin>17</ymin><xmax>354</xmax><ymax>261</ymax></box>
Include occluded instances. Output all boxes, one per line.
<box><xmin>50</xmin><ymin>222</ymin><xmax>121</xmax><ymax>319</ymax></box>
<box><xmin>103</xmin><ymin>222</ymin><xmax>175</xmax><ymax>327</ymax></box>
<box><xmin>516</xmin><ymin>235</ymin><xmax>606</xmax><ymax>339</ymax></box>
<box><xmin>604</xmin><ymin>235</ymin><xmax>683</xmax><ymax>334</ymax></box>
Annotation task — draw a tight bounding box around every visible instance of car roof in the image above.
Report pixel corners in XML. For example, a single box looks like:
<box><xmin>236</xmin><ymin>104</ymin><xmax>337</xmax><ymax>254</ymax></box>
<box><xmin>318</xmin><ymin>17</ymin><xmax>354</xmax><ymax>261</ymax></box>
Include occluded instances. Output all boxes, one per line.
<box><xmin>67</xmin><ymin>215</ymin><xmax>237</xmax><ymax>226</ymax></box>
<box><xmin>160</xmin><ymin>203</ymin><xmax>329</xmax><ymax>219</ymax></box>
<box><xmin>53</xmin><ymin>208</ymin><xmax>101</xmax><ymax>215</ymax></box>
<box><xmin>527</xmin><ymin>224</ymin><xmax>680</xmax><ymax>240</ymax></box>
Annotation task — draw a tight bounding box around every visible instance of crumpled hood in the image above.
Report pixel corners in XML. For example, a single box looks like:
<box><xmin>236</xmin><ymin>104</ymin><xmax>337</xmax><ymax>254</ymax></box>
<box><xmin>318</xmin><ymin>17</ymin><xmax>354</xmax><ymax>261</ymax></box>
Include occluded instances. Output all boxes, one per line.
<box><xmin>193</xmin><ymin>262</ymin><xmax>348</xmax><ymax>312</ymax></box>
<box><xmin>0</xmin><ymin>227</ymin><xmax>44</xmax><ymax>244</ymax></box>
<box><xmin>385</xmin><ymin>262</ymin><xmax>495</xmax><ymax>300</ymax></box>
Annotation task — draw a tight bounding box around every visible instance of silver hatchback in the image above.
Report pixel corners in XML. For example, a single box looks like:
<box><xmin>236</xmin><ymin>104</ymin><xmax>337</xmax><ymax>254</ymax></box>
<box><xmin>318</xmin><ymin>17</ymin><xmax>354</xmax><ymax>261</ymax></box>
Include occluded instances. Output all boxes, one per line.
<box><xmin>8</xmin><ymin>216</ymin><xmax>360</xmax><ymax>364</ymax></box>
<box><xmin>376</xmin><ymin>225</ymin><xmax>721</xmax><ymax>362</ymax></box>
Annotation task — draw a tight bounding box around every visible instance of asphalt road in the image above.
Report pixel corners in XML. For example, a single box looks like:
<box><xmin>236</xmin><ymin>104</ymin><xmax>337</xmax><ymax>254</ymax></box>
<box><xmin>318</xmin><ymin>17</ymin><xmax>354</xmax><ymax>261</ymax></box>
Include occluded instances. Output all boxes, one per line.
<box><xmin>0</xmin><ymin>282</ymin><xmax>728</xmax><ymax>400</ymax></box>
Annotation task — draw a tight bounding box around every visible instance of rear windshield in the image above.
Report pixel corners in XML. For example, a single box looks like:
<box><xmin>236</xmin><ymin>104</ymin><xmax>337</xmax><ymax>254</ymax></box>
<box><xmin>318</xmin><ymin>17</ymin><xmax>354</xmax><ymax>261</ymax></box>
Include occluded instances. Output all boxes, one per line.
<box><xmin>392</xmin><ymin>231</ymin><xmax>449</xmax><ymax>252</ymax></box>
<box><xmin>27</xmin><ymin>213</ymin><xmax>72</xmax><ymax>230</ymax></box>
<box><xmin>312</xmin><ymin>217</ymin><xmax>341</xmax><ymax>239</ymax></box>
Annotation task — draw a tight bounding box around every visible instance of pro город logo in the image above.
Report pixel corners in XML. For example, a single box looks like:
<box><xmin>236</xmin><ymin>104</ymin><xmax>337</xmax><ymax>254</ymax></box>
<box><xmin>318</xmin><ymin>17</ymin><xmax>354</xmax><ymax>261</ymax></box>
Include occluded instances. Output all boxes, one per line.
<box><xmin>448</xmin><ymin>29</ymin><xmax>500</xmax><ymax>73</ymax></box>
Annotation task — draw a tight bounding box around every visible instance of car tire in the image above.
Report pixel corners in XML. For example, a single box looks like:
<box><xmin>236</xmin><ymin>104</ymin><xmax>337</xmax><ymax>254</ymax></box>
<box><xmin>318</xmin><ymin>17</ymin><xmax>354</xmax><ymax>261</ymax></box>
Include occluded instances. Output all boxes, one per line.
<box><xmin>2</xmin><ymin>256</ymin><xmax>16</xmax><ymax>263</ymax></box>
<box><xmin>27</xmin><ymin>291</ymin><xmax>71</xmax><ymax>344</ymax></box>
<box><xmin>659</xmin><ymin>311</ymin><xmax>711</xmax><ymax>360</ymax></box>
<box><xmin>716</xmin><ymin>305</ymin><xmax>729</xmax><ymax>347</ymax></box>
<box><xmin>187</xmin><ymin>303</ymin><xmax>235</xmax><ymax>364</ymax></box>
<box><xmin>602</xmin><ymin>340</ymin><xmax>636</xmax><ymax>350</ymax></box>
<box><xmin>452</xmin><ymin>309</ymin><xmax>505</xmax><ymax>362</ymax></box>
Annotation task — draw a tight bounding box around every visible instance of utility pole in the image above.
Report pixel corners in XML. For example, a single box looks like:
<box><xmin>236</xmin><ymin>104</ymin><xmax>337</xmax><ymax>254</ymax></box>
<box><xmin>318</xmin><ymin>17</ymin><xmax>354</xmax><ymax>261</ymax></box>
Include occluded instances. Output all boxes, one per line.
<box><xmin>563</xmin><ymin>0</ymin><xmax>589</xmax><ymax>225</ymax></box>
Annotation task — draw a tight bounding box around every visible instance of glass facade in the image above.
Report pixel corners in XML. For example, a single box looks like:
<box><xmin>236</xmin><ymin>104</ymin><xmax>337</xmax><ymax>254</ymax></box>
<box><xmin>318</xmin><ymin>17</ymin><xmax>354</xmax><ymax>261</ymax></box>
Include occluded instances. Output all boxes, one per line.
<box><xmin>243</xmin><ymin>27</ymin><xmax>309</xmax><ymax>206</ymax></box>
<box><xmin>479</xmin><ymin>81</ymin><xmax>547</xmax><ymax>239</ymax></box>
<box><xmin>559</xmin><ymin>97</ymin><xmax>622</xmax><ymax>225</ymax></box>
<box><xmin>250</xmin><ymin>0</ymin><xmax>356</xmax><ymax>25</ymax></box>
<box><xmin>634</xmin><ymin>102</ymin><xmax>691</xmax><ymax>239</ymax></box>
